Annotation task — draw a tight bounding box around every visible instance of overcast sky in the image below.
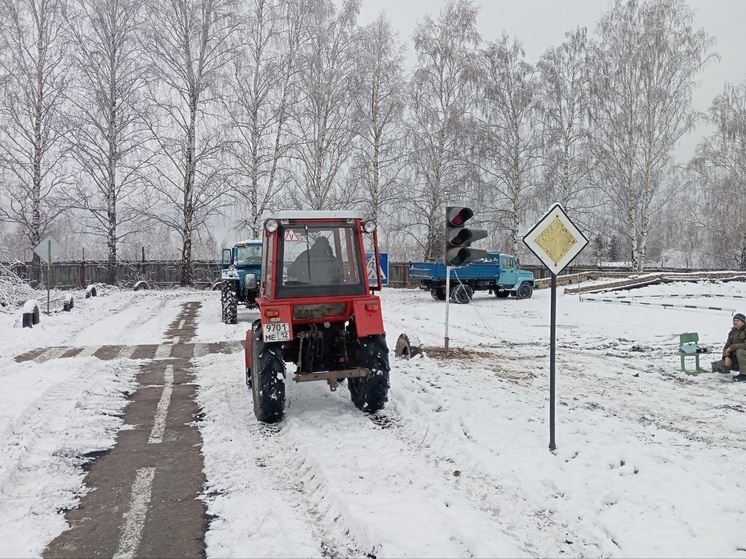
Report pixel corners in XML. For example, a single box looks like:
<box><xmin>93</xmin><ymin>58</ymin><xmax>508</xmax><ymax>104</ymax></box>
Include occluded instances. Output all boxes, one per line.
<box><xmin>355</xmin><ymin>0</ymin><xmax>746</xmax><ymax>162</ymax></box>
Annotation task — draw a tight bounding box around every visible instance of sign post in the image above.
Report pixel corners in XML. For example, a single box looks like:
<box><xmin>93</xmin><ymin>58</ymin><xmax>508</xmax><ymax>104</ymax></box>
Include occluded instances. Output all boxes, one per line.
<box><xmin>33</xmin><ymin>236</ymin><xmax>64</xmax><ymax>315</ymax></box>
<box><xmin>523</xmin><ymin>204</ymin><xmax>588</xmax><ymax>451</ymax></box>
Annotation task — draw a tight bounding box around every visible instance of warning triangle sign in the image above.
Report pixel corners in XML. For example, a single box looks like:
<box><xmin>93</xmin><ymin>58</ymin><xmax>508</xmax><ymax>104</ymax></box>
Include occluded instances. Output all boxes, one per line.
<box><xmin>284</xmin><ymin>229</ymin><xmax>300</xmax><ymax>242</ymax></box>
<box><xmin>366</xmin><ymin>256</ymin><xmax>386</xmax><ymax>281</ymax></box>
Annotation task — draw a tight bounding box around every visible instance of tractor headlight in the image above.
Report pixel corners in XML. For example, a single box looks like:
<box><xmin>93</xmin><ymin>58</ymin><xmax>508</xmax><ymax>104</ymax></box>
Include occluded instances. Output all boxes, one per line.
<box><xmin>228</xmin><ymin>264</ymin><xmax>235</xmax><ymax>272</ymax></box>
<box><xmin>363</xmin><ymin>220</ymin><xmax>377</xmax><ymax>233</ymax></box>
<box><xmin>265</xmin><ymin>219</ymin><xmax>279</xmax><ymax>232</ymax></box>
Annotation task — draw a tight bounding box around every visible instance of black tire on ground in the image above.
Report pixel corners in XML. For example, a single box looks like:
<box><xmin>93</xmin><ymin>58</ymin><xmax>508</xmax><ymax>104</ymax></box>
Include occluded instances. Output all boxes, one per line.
<box><xmin>395</xmin><ymin>333</ymin><xmax>422</xmax><ymax>359</ymax></box>
<box><xmin>133</xmin><ymin>280</ymin><xmax>149</xmax><ymax>291</ymax></box>
<box><xmin>430</xmin><ymin>287</ymin><xmax>446</xmax><ymax>301</ymax></box>
<box><xmin>349</xmin><ymin>335</ymin><xmax>390</xmax><ymax>412</ymax></box>
<box><xmin>494</xmin><ymin>290</ymin><xmax>510</xmax><ymax>298</ymax></box>
<box><xmin>451</xmin><ymin>284</ymin><xmax>472</xmax><ymax>304</ymax></box>
<box><xmin>250</xmin><ymin>320</ymin><xmax>286</xmax><ymax>423</ymax></box>
<box><xmin>32</xmin><ymin>304</ymin><xmax>40</xmax><ymax>325</ymax></box>
<box><xmin>516</xmin><ymin>282</ymin><xmax>534</xmax><ymax>299</ymax></box>
<box><xmin>86</xmin><ymin>286</ymin><xmax>97</xmax><ymax>298</ymax></box>
<box><xmin>221</xmin><ymin>283</ymin><xmax>238</xmax><ymax>324</ymax></box>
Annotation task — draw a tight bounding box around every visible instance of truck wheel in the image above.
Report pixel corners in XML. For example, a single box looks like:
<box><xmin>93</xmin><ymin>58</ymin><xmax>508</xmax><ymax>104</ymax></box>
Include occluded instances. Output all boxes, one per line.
<box><xmin>494</xmin><ymin>290</ymin><xmax>510</xmax><ymax>298</ymax></box>
<box><xmin>350</xmin><ymin>335</ymin><xmax>390</xmax><ymax>412</ymax></box>
<box><xmin>430</xmin><ymin>287</ymin><xmax>446</xmax><ymax>301</ymax></box>
<box><xmin>516</xmin><ymin>282</ymin><xmax>533</xmax><ymax>299</ymax></box>
<box><xmin>221</xmin><ymin>283</ymin><xmax>238</xmax><ymax>324</ymax></box>
<box><xmin>250</xmin><ymin>320</ymin><xmax>286</xmax><ymax>423</ymax></box>
<box><xmin>451</xmin><ymin>284</ymin><xmax>472</xmax><ymax>304</ymax></box>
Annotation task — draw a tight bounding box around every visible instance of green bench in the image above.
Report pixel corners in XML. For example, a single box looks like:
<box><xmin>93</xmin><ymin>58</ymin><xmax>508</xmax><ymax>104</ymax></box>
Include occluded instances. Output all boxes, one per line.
<box><xmin>679</xmin><ymin>332</ymin><xmax>711</xmax><ymax>374</ymax></box>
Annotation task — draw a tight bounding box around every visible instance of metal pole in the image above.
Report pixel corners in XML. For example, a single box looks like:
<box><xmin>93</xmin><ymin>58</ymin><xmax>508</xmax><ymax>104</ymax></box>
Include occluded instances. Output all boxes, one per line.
<box><xmin>549</xmin><ymin>272</ymin><xmax>557</xmax><ymax>451</ymax></box>
<box><xmin>444</xmin><ymin>265</ymin><xmax>451</xmax><ymax>352</ymax></box>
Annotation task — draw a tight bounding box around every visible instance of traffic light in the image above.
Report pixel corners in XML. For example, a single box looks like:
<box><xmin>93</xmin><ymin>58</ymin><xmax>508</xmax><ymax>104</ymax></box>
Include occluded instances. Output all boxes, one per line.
<box><xmin>445</xmin><ymin>206</ymin><xmax>488</xmax><ymax>266</ymax></box>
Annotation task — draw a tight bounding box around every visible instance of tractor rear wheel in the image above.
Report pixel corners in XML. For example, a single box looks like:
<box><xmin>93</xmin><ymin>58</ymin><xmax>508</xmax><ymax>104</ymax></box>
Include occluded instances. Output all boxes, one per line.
<box><xmin>250</xmin><ymin>320</ymin><xmax>286</xmax><ymax>423</ymax></box>
<box><xmin>349</xmin><ymin>335</ymin><xmax>390</xmax><ymax>413</ymax></box>
<box><xmin>221</xmin><ymin>283</ymin><xmax>238</xmax><ymax>324</ymax></box>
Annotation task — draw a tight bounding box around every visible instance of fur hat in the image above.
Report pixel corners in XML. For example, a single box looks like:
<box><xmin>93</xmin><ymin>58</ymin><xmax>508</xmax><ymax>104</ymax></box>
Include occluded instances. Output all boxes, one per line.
<box><xmin>734</xmin><ymin>313</ymin><xmax>746</xmax><ymax>323</ymax></box>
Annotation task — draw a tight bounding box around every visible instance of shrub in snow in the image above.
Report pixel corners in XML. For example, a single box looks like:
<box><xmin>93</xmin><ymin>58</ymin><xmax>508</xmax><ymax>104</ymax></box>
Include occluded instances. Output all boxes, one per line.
<box><xmin>0</xmin><ymin>260</ymin><xmax>35</xmax><ymax>313</ymax></box>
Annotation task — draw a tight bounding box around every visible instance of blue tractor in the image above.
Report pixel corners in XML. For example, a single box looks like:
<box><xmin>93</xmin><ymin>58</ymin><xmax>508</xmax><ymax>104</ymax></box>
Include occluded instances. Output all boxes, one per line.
<box><xmin>220</xmin><ymin>239</ymin><xmax>262</xmax><ymax>324</ymax></box>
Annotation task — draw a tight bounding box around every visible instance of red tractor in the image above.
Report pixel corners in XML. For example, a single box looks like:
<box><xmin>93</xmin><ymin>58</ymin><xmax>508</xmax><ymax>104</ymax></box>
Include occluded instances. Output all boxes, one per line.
<box><xmin>244</xmin><ymin>211</ymin><xmax>390</xmax><ymax>423</ymax></box>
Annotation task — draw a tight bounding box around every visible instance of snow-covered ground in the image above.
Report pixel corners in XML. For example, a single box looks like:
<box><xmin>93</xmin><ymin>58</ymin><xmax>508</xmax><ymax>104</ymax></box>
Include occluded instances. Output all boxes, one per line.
<box><xmin>1</xmin><ymin>281</ymin><xmax>746</xmax><ymax>558</ymax></box>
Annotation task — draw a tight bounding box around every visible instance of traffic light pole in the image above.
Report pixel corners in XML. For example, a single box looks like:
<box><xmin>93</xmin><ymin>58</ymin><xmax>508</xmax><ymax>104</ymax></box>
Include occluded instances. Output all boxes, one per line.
<box><xmin>444</xmin><ymin>266</ymin><xmax>451</xmax><ymax>353</ymax></box>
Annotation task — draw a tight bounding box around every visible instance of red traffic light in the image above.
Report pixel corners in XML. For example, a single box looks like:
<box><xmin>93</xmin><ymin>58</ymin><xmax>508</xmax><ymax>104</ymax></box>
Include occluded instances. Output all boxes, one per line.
<box><xmin>446</xmin><ymin>207</ymin><xmax>474</xmax><ymax>227</ymax></box>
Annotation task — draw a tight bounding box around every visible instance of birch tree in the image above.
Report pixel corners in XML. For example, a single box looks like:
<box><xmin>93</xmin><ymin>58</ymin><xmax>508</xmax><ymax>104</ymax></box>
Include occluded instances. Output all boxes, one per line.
<box><xmin>536</xmin><ymin>27</ymin><xmax>596</xmax><ymax>220</ymax></box>
<box><xmin>590</xmin><ymin>0</ymin><xmax>715</xmax><ymax>271</ymax></box>
<box><xmin>405</xmin><ymin>0</ymin><xmax>480</xmax><ymax>261</ymax></box>
<box><xmin>224</xmin><ymin>0</ymin><xmax>305</xmax><ymax>237</ymax></box>
<box><xmin>143</xmin><ymin>0</ymin><xmax>237</xmax><ymax>285</ymax></box>
<box><xmin>65</xmin><ymin>0</ymin><xmax>150</xmax><ymax>284</ymax></box>
<box><xmin>690</xmin><ymin>81</ymin><xmax>746</xmax><ymax>268</ymax></box>
<box><xmin>346</xmin><ymin>14</ymin><xmax>406</xmax><ymax>226</ymax></box>
<box><xmin>475</xmin><ymin>34</ymin><xmax>540</xmax><ymax>257</ymax></box>
<box><xmin>0</xmin><ymin>0</ymin><xmax>71</xmax><ymax>284</ymax></box>
<box><xmin>289</xmin><ymin>0</ymin><xmax>360</xmax><ymax>210</ymax></box>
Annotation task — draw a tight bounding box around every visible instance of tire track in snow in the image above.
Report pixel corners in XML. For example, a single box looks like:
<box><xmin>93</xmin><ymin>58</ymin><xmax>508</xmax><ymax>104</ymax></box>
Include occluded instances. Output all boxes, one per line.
<box><xmin>376</xmin><ymin>359</ymin><xmax>598</xmax><ymax>558</ymax></box>
<box><xmin>278</xmin><ymin>386</ymin><xmax>526</xmax><ymax>559</ymax></box>
<box><xmin>61</xmin><ymin>293</ymin><xmax>175</xmax><ymax>347</ymax></box>
<box><xmin>195</xmin><ymin>365</ymin><xmax>358</xmax><ymax>559</ymax></box>
<box><xmin>0</xmin><ymin>362</ymin><xmax>136</xmax><ymax>538</ymax></box>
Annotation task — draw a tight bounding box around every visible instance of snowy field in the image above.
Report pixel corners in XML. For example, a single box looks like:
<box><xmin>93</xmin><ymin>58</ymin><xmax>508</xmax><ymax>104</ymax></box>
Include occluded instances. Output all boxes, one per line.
<box><xmin>1</xmin><ymin>280</ymin><xmax>746</xmax><ymax>557</ymax></box>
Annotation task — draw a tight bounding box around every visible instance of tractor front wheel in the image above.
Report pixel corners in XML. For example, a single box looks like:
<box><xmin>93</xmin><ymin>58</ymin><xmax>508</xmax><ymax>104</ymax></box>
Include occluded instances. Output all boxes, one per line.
<box><xmin>349</xmin><ymin>335</ymin><xmax>390</xmax><ymax>413</ymax></box>
<box><xmin>250</xmin><ymin>320</ymin><xmax>286</xmax><ymax>423</ymax></box>
<box><xmin>221</xmin><ymin>282</ymin><xmax>238</xmax><ymax>324</ymax></box>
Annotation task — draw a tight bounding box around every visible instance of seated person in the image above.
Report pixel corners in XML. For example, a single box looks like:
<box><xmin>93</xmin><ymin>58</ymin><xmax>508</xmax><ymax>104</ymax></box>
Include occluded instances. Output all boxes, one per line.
<box><xmin>288</xmin><ymin>236</ymin><xmax>342</xmax><ymax>284</ymax></box>
<box><xmin>712</xmin><ymin>312</ymin><xmax>746</xmax><ymax>381</ymax></box>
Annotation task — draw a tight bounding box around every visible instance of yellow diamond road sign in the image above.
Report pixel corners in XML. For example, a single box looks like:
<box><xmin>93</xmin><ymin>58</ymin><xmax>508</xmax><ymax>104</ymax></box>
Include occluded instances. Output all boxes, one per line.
<box><xmin>523</xmin><ymin>204</ymin><xmax>588</xmax><ymax>275</ymax></box>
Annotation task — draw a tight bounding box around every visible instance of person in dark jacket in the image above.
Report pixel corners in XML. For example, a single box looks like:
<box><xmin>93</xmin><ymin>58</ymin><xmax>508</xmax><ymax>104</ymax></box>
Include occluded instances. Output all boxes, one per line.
<box><xmin>288</xmin><ymin>236</ymin><xmax>342</xmax><ymax>284</ymax></box>
<box><xmin>712</xmin><ymin>312</ymin><xmax>746</xmax><ymax>381</ymax></box>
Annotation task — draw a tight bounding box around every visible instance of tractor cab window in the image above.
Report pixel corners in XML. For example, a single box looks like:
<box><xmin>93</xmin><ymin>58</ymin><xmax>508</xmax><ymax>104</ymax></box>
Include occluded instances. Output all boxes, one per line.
<box><xmin>236</xmin><ymin>244</ymin><xmax>262</xmax><ymax>264</ymax></box>
<box><xmin>277</xmin><ymin>223</ymin><xmax>366</xmax><ymax>298</ymax></box>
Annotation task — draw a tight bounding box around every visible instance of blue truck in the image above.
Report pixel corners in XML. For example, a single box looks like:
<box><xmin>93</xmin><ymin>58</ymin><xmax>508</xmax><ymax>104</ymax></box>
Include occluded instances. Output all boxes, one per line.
<box><xmin>408</xmin><ymin>253</ymin><xmax>535</xmax><ymax>304</ymax></box>
<box><xmin>220</xmin><ymin>239</ymin><xmax>262</xmax><ymax>323</ymax></box>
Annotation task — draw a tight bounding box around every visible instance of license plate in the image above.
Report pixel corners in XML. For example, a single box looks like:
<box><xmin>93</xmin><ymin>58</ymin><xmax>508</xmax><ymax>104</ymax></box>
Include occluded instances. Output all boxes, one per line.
<box><xmin>263</xmin><ymin>322</ymin><xmax>291</xmax><ymax>342</ymax></box>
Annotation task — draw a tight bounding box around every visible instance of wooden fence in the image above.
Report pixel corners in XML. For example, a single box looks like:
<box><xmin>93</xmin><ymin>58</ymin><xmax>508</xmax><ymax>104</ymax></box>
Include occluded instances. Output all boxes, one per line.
<box><xmin>3</xmin><ymin>260</ymin><xmax>734</xmax><ymax>290</ymax></box>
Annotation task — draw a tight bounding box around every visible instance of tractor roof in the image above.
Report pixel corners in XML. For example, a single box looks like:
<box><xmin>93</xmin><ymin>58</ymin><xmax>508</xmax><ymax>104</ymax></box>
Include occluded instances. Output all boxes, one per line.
<box><xmin>273</xmin><ymin>210</ymin><xmax>361</xmax><ymax>221</ymax></box>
